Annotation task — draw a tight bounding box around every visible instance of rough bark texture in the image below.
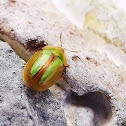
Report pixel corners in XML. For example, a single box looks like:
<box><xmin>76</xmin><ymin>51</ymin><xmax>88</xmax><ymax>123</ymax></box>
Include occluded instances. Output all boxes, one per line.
<box><xmin>0</xmin><ymin>41</ymin><xmax>67</xmax><ymax>126</ymax></box>
<box><xmin>0</xmin><ymin>0</ymin><xmax>126</xmax><ymax>126</ymax></box>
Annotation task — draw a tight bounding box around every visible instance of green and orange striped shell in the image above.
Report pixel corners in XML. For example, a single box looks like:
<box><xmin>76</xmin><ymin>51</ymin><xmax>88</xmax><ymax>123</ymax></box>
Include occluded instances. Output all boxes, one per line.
<box><xmin>23</xmin><ymin>45</ymin><xmax>69</xmax><ymax>91</ymax></box>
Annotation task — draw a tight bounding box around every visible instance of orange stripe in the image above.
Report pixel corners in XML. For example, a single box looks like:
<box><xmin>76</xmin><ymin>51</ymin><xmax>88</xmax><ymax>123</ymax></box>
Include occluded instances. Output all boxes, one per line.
<box><xmin>30</xmin><ymin>53</ymin><xmax>56</xmax><ymax>86</ymax></box>
<box><xmin>43</xmin><ymin>65</ymin><xmax>63</xmax><ymax>86</ymax></box>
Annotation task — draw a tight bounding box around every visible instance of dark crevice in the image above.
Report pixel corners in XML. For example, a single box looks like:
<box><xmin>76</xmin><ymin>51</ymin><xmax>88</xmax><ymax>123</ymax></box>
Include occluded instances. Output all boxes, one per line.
<box><xmin>26</xmin><ymin>39</ymin><xmax>46</xmax><ymax>53</ymax></box>
<box><xmin>65</xmin><ymin>91</ymin><xmax>112</xmax><ymax>126</ymax></box>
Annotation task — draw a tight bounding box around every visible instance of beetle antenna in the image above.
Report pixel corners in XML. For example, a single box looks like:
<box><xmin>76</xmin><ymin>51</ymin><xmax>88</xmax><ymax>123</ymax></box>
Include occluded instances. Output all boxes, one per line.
<box><xmin>60</xmin><ymin>32</ymin><xmax>63</xmax><ymax>48</ymax></box>
<box><xmin>64</xmin><ymin>48</ymin><xmax>78</xmax><ymax>53</ymax></box>
<box><xmin>60</xmin><ymin>32</ymin><xmax>78</xmax><ymax>53</ymax></box>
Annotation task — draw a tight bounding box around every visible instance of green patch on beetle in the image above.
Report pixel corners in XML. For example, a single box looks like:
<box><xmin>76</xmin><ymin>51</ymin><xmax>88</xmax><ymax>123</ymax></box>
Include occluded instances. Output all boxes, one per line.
<box><xmin>31</xmin><ymin>50</ymin><xmax>52</xmax><ymax>77</ymax></box>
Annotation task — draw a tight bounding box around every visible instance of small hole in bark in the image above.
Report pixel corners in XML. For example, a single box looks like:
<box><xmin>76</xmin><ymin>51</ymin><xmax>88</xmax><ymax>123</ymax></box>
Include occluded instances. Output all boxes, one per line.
<box><xmin>0</xmin><ymin>95</ymin><xmax>3</xmax><ymax>103</ymax></box>
<box><xmin>0</xmin><ymin>99</ymin><xmax>2</xmax><ymax>103</ymax></box>
<box><xmin>121</xmin><ymin>122</ymin><xmax>126</xmax><ymax>126</ymax></box>
<box><xmin>65</xmin><ymin>91</ymin><xmax>112</xmax><ymax>126</ymax></box>
<box><xmin>12</xmin><ymin>71</ymin><xmax>16</xmax><ymax>74</ymax></box>
<box><xmin>8</xmin><ymin>49</ymin><xmax>13</xmax><ymax>53</ymax></box>
<box><xmin>6</xmin><ymin>49</ymin><xmax>13</xmax><ymax>54</ymax></box>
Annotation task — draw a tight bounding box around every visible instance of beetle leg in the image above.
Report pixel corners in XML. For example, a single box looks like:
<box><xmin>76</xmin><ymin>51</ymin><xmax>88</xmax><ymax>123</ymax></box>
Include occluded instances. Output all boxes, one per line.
<box><xmin>59</xmin><ymin>78</ymin><xmax>63</xmax><ymax>80</ymax></box>
<box><xmin>45</xmin><ymin>43</ymin><xmax>48</xmax><ymax>46</ymax></box>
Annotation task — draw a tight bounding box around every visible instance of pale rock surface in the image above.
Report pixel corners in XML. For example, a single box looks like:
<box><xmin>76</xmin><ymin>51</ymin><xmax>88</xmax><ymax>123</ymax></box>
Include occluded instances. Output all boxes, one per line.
<box><xmin>0</xmin><ymin>41</ymin><xmax>67</xmax><ymax>126</ymax></box>
<box><xmin>0</xmin><ymin>0</ymin><xmax>126</xmax><ymax>126</ymax></box>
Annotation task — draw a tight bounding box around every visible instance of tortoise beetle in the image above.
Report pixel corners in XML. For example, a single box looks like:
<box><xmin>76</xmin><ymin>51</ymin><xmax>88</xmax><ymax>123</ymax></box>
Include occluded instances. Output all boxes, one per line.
<box><xmin>23</xmin><ymin>34</ymin><xmax>69</xmax><ymax>91</ymax></box>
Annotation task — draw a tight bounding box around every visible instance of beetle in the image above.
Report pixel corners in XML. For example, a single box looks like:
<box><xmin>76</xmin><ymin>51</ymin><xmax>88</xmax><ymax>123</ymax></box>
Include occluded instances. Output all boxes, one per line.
<box><xmin>23</xmin><ymin>33</ymin><xmax>69</xmax><ymax>91</ymax></box>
